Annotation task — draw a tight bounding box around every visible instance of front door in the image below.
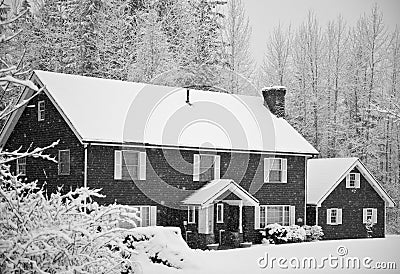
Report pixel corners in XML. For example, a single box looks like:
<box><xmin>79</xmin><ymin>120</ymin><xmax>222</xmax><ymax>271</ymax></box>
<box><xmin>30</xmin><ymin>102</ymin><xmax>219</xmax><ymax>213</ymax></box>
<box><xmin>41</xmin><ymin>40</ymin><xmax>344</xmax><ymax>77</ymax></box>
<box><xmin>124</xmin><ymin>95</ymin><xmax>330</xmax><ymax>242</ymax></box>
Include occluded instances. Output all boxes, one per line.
<box><xmin>226</xmin><ymin>205</ymin><xmax>239</xmax><ymax>232</ymax></box>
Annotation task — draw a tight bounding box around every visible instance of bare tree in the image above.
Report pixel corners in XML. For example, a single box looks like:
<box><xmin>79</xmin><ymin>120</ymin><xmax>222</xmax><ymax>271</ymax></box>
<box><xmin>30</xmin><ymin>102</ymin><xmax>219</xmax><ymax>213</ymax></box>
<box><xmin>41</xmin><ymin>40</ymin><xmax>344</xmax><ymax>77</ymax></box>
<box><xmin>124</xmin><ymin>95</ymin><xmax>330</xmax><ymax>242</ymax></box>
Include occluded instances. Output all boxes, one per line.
<box><xmin>262</xmin><ymin>23</ymin><xmax>291</xmax><ymax>86</ymax></box>
<box><xmin>221</xmin><ymin>0</ymin><xmax>254</xmax><ymax>93</ymax></box>
<box><xmin>299</xmin><ymin>11</ymin><xmax>324</xmax><ymax>150</ymax></box>
<box><xmin>363</xmin><ymin>4</ymin><xmax>387</xmax><ymax>164</ymax></box>
<box><xmin>325</xmin><ymin>15</ymin><xmax>348</xmax><ymax>157</ymax></box>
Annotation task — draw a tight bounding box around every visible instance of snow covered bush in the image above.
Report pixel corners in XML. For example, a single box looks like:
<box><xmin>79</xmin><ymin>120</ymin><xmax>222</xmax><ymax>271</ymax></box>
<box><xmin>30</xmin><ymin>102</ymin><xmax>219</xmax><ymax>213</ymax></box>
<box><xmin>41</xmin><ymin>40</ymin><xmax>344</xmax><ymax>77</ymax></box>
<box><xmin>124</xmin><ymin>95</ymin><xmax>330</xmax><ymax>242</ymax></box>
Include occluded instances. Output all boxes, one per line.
<box><xmin>123</xmin><ymin>226</ymin><xmax>193</xmax><ymax>269</ymax></box>
<box><xmin>263</xmin><ymin>224</ymin><xmax>322</xmax><ymax>244</ymax></box>
<box><xmin>303</xmin><ymin>225</ymin><xmax>324</xmax><ymax>241</ymax></box>
<box><xmin>285</xmin><ymin>225</ymin><xmax>306</xmax><ymax>242</ymax></box>
<box><xmin>0</xmin><ymin>166</ymin><xmax>143</xmax><ymax>274</ymax></box>
<box><xmin>265</xmin><ymin>223</ymin><xmax>289</xmax><ymax>244</ymax></box>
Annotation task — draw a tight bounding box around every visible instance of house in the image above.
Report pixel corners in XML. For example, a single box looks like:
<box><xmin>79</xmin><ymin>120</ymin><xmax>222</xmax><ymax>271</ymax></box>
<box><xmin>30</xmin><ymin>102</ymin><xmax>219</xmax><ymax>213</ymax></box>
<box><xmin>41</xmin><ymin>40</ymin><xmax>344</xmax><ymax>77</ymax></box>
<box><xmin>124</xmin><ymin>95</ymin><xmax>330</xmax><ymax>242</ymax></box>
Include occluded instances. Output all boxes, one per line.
<box><xmin>306</xmin><ymin>158</ymin><xmax>395</xmax><ymax>239</ymax></box>
<box><xmin>0</xmin><ymin>71</ymin><xmax>393</xmax><ymax>248</ymax></box>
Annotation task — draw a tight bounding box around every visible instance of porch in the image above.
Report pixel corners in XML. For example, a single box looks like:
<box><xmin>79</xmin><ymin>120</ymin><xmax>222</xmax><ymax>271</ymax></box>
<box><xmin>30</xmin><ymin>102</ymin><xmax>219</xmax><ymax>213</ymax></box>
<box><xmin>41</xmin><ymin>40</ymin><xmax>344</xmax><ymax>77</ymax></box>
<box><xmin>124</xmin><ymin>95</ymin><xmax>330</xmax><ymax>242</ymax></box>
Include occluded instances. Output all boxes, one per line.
<box><xmin>182</xmin><ymin>179</ymin><xmax>259</xmax><ymax>249</ymax></box>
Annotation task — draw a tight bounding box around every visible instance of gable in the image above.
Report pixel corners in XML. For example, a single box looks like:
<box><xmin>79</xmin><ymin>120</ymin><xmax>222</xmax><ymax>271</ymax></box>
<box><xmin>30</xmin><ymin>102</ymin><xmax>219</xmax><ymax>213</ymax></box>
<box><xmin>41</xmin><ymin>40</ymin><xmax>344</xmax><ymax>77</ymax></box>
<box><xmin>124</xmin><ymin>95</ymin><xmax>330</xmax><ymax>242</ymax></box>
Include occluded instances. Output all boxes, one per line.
<box><xmin>1</xmin><ymin>70</ymin><xmax>318</xmax><ymax>155</ymax></box>
<box><xmin>0</xmin><ymin>73</ymin><xmax>83</xmax><ymax>148</ymax></box>
<box><xmin>322</xmin><ymin>166</ymin><xmax>384</xmax><ymax>205</ymax></box>
<box><xmin>307</xmin><ymin>158</ymin><xmax>357</xmax><ymax>205</ymax></box>
<box><xmin>182</xmin><ymin>179</ymin><xmax>259</xmax><ymax>206</ymax></box>
<box><xmin>307</xmin><ymin>158</ymin><xmax>395</xmax><ymax>207</ymax></box>
<box><xmin>2</xmin><ymin>81</ymin><xmax>85</xmax><ymax>193</ymax></box>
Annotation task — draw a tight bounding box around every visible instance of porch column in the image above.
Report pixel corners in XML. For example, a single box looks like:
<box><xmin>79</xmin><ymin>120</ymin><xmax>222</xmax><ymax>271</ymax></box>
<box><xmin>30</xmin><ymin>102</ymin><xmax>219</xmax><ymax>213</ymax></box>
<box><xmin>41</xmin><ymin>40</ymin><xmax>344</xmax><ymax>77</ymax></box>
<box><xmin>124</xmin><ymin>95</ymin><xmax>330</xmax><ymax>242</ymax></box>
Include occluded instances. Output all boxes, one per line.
<box><xmin>239</xmin><ymin>201</ymin><xmax>243</xmax><ymax>233</ymax></box>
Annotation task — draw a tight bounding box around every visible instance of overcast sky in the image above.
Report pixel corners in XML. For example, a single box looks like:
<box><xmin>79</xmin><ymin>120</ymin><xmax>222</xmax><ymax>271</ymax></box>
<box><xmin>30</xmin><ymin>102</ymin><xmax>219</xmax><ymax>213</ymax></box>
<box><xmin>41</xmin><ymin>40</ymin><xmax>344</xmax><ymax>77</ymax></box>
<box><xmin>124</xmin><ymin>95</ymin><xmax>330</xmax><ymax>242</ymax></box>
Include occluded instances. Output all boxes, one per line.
<box><xmin>243</xmin><ymin>0</ymin><xmax>400</xmax><ymax>65</ymax></box>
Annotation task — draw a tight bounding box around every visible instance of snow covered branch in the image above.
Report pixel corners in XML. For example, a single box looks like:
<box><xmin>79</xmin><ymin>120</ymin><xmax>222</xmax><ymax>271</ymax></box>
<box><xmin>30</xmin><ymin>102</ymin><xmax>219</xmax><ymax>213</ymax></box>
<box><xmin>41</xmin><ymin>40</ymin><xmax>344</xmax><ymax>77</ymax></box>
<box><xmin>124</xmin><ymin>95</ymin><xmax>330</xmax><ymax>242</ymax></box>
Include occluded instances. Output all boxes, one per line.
<box><xmin>0</xmin><ymin>29</ymin><xmax>23</xmax><ymax>43</ymax></box>
<box><xmin>371</xmin><ymin>103</ymin><xmax>400</xmax><ymax>122</ymax></box>
<box><xmin>0</xmin><ymin>140</ymin><xmax>59</xmax><ymax>165</ymax></box>
<box><xmin>0</xmin><ymin>75</ymin><xmax>39</xmax><ymax>92</ymax></box>
<box><xmin>0</xmin><ymin>85</ymin><xmax>43</xmax><ymax>121</ymax></box>
<box><xmin>0</xmin><ymin>9</ymin><xmax>27</xmax><ymax>26</ymax></box>
<box><xmin>0</xmin><ymin>179</ymin><xmax>141</xmax><ymax>274</ymax></box>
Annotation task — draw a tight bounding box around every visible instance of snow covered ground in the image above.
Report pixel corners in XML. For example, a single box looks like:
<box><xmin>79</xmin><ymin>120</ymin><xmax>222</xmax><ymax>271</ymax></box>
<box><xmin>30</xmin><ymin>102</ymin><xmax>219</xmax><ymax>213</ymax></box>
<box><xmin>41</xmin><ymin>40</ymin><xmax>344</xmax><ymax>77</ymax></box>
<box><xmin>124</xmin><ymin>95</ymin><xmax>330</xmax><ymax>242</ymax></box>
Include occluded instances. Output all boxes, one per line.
<box><xmin>139</xmin><ymin>235</ymin><xmax>400</xmax><ymax>274</ymax></box>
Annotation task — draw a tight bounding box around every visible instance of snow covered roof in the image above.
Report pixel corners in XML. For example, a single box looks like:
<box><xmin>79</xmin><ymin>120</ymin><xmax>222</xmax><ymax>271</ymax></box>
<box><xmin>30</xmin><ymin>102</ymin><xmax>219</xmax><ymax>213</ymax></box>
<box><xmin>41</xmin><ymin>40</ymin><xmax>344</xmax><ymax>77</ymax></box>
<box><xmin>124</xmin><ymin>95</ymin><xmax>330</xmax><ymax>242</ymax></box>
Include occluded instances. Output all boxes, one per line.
<box><xmin>1</xmin><ymin>70</ymin><xmax>318</xmax><ymax>154</ymax></box>
<box><xmin>182</xmin><ymin>179</ymin><xmax>259</xmax><ymax>207</ymax></box>
<box><xmin>307</xmin><ymin>158</ymin><xmax>395</xmax><ymax>207</ymax></box>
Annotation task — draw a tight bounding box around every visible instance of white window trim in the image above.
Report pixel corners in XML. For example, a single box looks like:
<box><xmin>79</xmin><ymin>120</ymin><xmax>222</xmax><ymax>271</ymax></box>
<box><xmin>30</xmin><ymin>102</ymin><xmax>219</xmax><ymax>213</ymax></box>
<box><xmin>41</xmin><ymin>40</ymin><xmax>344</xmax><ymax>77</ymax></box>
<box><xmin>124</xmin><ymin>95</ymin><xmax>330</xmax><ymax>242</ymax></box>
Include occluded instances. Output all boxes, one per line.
<box><xmin>188</xmin><ymin>206</ymin><xmax>196</xmax><ymax>224</ymax></box>
<box><xmin>363</xmin><ymin>208</ymin><xmax>377</xmax><ymax>224</ymax></box>
<box><xmin>38</xmin><ymin>100</ymin><xmax>45</xmax><ymax>121</ymax></box>
<box><xmin>58</xmin><ymin>149</ymin><xmax>70</xmax><ymax>175</ymax></box>
<box><xmin>123</xmin><ymin>150</ymin><xmax>139</xmax><ymax>180</ymax></box>
<box><xmin>16</xmin><ymin>157</ymin><xmax>26</xmax><ymax>175</ymax></box>
<box><xmin>264</xmin><ymin>158</ymin><xmax>287</xmax><ymax>183</ymax></box>
<box><xmin>327</xmin><ymin>208</ymin><xmax>342</xmax><ymax>225</ymax></box>
<box><xmin>193</xmin><ymin>154</ymin><xmax>221</xmax><ymax>182</ymax></box>
<box><xmin>114</xmin><ymin>150</ymin><xmax>146</xmax><ymax>180</ymax></box>
<box><xmin>259</xmin><ymin>205</ymin><xmax>294</xmax><ymax>227</ymax></box>
<box><xmin>132</xmin><ymin>205</ymin><xmax>157</xmax><ymax>227</ymax></box>
<box><xmin>346</xmin><ymin>172</ymin><xmax>360</xmax><ymax>188</ymax></box>
<box><xmin>216</xmin><ymin>203</ymin><xmax>224</xmax><ymax>223</ymax></box>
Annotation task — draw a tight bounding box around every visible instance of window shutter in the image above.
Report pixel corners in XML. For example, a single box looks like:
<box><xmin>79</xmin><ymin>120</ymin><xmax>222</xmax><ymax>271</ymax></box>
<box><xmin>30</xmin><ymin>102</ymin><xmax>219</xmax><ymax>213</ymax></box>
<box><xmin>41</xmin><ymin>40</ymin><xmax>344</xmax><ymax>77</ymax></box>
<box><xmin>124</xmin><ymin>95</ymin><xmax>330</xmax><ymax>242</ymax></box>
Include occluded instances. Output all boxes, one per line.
<box><xmin>206</xmin><ymin>205</ymin><xmax>214</xmax><ymax>234</ymax></box>
<box><xmin>254</xmin><ymin>205</ymin><xmax>260</xmax><ymax>229</ymax></box>
<box><xmin>65</xmin><ymin>151</ymin><xmax>70</xmax><ymax>175</ymax></box>
<box><xmin>193</xmin><ymin>154</ymin><xmax>200</xmax><ymax>181</ymax></box>
<box><xmin>114</xmin><ymin>150</ymin><xmax>122</xmax><ymax>179</ymax></box>
<box><xmin>282</xmin><ymin>159</ymin><xmax>288</xmax><ymax>183</ymax></box>
<box><xmin>363</xmin><ymin>208</ymin><xmax>368</xmax><ymax>223</ymax></box>
<box><xmin>264</xmin><ymin>158</ymin><xmax>271</xmax><ymax>183</ymax></box>
<box><xmin>38</xmin><ymin>101</ymin><xmax>45</xmax><ymax>121</ymax></box>
<box><xmin>187</xmin><ymin>206</ymin><xmax>192</xmax><ymax>223</ymax></box>
<box><xmin>139</xmin><ymin>152</ymin><xmax>146</xmax><ymax>180</ymax></box>
<box><xmin>58</xmin><ymin>150</ymin><xmax>61</xmax><ymax>175</ymax></box>
<box><xmin>372</xmin><ymin>208</ymin><xmax>377</xmax><ymax>224</ymax></box>
<box><xmin>16</xmin><ymin>158</ymin><xmax>20</xmax><ymax>174</ymax></box>
<box><xmin>289</xmin><ymin>206</ymin><xmax>295</xmax><ymax>225</ymax></box>
<box><xmin>326</xmin><ymin>209</ymin><xmax>331</xmax><ymax>225</ymax></box>
<box><xmin>198</xmin><ymin>207</ymin><xmax>207</xmax><ymax>233</ymax></box>
<box><xmin>345</xmin><ymin>174</ymin><xmax>350</xmax><ymax>187</ymax></box>
<box><xmin>150</xmin><ymin>206</ymin><xmax>157</xmax><ymax>226</ymax></box>
<box><xmin>355</xmin><ymin>173</ymin><xmax>361</xmax><ymax>188</ymax></box>
<box><xmin>214</xmin><ymin>155</ymin><xmax>221</xmax><ymax>179</ymax></box>
<box><xmin>337</xmin><ymin>208</ymin><xmax>342</xmax><ymax>224</ymax></box>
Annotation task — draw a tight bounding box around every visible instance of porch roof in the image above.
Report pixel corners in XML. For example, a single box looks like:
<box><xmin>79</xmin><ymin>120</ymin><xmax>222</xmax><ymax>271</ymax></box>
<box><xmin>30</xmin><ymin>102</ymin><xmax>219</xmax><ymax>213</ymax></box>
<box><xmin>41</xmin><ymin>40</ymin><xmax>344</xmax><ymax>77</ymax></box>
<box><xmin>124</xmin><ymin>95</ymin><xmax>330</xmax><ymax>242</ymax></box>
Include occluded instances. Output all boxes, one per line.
<box><xmin>182</xmin><ymin>179</ymin><xmax>259</xmax><ymax>207</ymax></box>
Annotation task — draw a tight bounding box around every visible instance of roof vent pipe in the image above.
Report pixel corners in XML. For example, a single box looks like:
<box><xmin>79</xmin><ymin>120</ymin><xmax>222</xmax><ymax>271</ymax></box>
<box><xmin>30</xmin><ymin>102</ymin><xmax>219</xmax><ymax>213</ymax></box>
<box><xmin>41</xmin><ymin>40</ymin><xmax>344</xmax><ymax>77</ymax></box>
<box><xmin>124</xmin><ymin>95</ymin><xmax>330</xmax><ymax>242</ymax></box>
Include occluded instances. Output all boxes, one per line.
<box><xmin>186</xmin><ymin>88</ymin><xmax>192</xmax><ymax>106</ymax></box>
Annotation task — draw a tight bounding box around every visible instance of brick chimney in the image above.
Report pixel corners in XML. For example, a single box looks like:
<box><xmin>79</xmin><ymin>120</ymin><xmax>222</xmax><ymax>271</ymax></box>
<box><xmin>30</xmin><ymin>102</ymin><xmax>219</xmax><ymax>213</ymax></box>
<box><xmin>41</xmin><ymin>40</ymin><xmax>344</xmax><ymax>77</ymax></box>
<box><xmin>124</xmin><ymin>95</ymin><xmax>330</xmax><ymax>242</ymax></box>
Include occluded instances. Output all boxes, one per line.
<box><xmin>261</xmin><ymin>86</ymin><xmax>287</xmax><ymax>118</ymax></box>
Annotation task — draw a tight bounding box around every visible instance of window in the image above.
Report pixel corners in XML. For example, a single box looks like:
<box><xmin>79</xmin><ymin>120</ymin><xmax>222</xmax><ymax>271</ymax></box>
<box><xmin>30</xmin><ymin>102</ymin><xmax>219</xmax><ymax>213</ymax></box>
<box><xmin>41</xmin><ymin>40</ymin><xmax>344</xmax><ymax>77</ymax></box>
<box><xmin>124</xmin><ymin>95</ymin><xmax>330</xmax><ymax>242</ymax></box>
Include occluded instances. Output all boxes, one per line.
<box><xmin>260</xmin><ymin>206</ymin><xmax>266</xmax><ymax>228</ymax></box>
<box><xmin>122</xmin><ymin>151</ymin><xmax>139</xmax><ymax>179</ymax></box>
<box><xmin>133</xmin><ymin>206</ymin><xmax>157</xmax><ymax>227</ymax></box>
<box><xmin>216</xmin><ymin>203</ymin><xmax>224</xmax><ymax>223</ymax></box>
<box><xmin>363</xmin><ymin>208</ymin><xmax>377</xmax><ymax>224</ymax></box>
<box><xmin>346</xmin><ymin>173</ymin><xmax>360</xmax><ymax>188</ymax></box>
<box><xmin>327</xmin><ymin>208</ymin><xmax>342</xmax><ymax>225</ymax></box>
<box><xmin>38</xmin><ymin>101</ymin><xmax>45</xmax><ymax>121</ymax></box>
<box><xmin>200</xmin><ymin>154</ymin><xmax>215</xmax><ymax>181</ymax></box>
<box><xmin>114</xmin><ymin>150</ymin><xmax>146</xmax><ymax>180</ymax></box>
<box><xmin>264</xmin><ymin>158</ymin><xmax>287</xmax><ymax>183</ymax></box>
<box><xmin>188</xmin><ymin>206</ymin><xmax>196</xmax><ymax>224</ymax></box>
<box><xmin>58</xmin><ymin>150</ymin><xmax>70</xmax><ymax>175</ymax></box>
<box><xmin>259</xmin><ymin>205</ymin><xmax>292</xmax><ymax>228</ymax></box>
<box><xmin>330</xmin><ymin>209</ymin><xmax>337</xmax><ymax>224</ymax></box>
<box><xmin>17</xmin><ymin>157</ymin><xmax>26</xmax><ymax>175</ymax></box>
<box><xmin>193</xmin><ymin>154</ymin><xmax>220</xmax><ymax>181</ymax></box>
